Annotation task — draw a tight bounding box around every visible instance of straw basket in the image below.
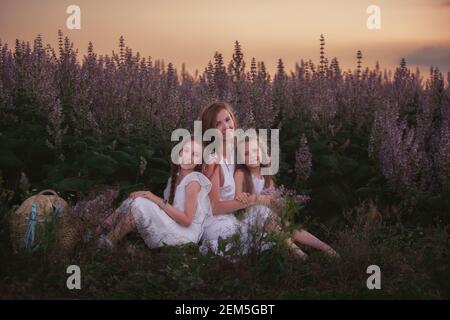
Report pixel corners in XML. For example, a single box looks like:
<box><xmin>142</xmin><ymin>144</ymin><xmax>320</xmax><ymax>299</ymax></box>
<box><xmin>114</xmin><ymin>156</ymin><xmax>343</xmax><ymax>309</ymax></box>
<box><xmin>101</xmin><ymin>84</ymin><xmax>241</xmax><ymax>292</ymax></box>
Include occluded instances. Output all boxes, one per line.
<box><xmin>56</xmin><ymin>213</ymin><xmax>84</xmax><ymax>256</ymax></box>
<box><xmin>10</xmin><ymin>189</ymin><xmax>69</xmax><ymax>252</ymax></box>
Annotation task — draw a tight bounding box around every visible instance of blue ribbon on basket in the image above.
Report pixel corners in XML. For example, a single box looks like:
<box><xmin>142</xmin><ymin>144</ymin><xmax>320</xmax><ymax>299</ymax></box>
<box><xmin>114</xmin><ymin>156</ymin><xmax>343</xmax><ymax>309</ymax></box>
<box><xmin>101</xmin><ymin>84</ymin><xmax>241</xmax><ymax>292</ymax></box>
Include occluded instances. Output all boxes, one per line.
<box><xmin>23</xmin><ymin>191</ymin><xmax>64</xmax><ymax>252</ymax></box>
<box><xmin>24</xmin><ymin>203</ymin><xmax>37</xmax><ymax>251</ymax></box>
<box><xmin>53</xmin><ymin>203</ymin><xmax>62</xmax><ymax>219</ymax></box>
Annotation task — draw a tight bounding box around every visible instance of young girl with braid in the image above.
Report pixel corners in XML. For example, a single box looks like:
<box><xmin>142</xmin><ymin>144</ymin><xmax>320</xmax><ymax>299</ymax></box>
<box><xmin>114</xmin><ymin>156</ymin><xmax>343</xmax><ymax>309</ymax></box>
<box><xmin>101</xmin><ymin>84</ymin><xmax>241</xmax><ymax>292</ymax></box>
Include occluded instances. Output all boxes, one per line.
<box><xmin>97</xmin><ymin>138</ymin><xmax>212</xmax><ymax>249</ymax></box>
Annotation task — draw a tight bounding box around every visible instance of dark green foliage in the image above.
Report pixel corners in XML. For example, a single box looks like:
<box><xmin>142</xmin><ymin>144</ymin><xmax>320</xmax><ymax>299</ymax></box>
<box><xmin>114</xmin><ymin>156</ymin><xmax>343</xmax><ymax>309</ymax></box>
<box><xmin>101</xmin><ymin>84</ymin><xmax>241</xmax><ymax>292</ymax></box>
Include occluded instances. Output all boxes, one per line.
<box><xmin>0</xmin><ymin>203</ymin><xmax>447</xmax><ymax>299</ymax></box>
<box><xmin>1</xmin><ymin>34</ymin><xmax>449</xmax><ymax>299</ymax></box>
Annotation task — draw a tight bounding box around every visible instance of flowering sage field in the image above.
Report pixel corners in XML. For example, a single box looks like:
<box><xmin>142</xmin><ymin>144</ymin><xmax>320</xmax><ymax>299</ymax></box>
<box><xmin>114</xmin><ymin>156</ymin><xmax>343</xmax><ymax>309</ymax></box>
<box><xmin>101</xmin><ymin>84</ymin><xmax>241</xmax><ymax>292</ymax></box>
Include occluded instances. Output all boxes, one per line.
<box><xmin>0</xmin><ymin>32</ymin><xmax>449</xmax><ymax>299</ymax></box>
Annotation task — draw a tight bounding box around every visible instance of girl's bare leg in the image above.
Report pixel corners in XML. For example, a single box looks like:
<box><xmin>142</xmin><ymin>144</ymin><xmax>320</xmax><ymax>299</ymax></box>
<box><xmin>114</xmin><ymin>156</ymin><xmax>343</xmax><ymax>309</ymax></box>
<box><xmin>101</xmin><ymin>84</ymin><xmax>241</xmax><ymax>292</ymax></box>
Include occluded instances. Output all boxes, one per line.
<box><xmin>95</xmin><ymin>209</ymin><xmax>122</xmax><ymax>235</ymax></box>
<box><xmin>105</xmin><ymin>211</ymin><xmax>136</xmax><ymax>244</ymax></box>
<box><xmin>292</xmin><ymin>229</ymin><xmax>338</xmax><ymax>257</ymax></box>
<box><xmin>286</xmin><ymin>237</ymin><xmax>308</xmax><ymax>260</ymax></box>
<box><xmin>104</xmin><ymin>210</ymin><xmax>121</xmax><ymax>226</ymax></box>
<box><xmin>264</xmin><ymin>217</ymin><xmax>307</xmax><ymax>260</ymax></box>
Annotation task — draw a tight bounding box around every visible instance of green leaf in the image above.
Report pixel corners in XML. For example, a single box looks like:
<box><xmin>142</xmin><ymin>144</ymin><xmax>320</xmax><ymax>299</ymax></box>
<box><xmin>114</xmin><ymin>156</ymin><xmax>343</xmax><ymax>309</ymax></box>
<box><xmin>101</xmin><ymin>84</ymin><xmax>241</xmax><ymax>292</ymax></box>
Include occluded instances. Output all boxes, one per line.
<box><xmin>0</xmin><ymin>151</ymin><xmax>23</xmax><ymax>169</ymax></box>
<box><xmin>108</xmin><ymin>150</ymin><xmax>138</xmax><ymax>168</ymax></box>
<box><xmin>147</xmin><ymin>157</ymin><xmax>170</xmax><ymax>171</ymax></box>
<box><xmin>146</xmin><ymin>168</ymin><xmax>170</xmax><ymax>185</ymax></box>
<box><xmin>57</xmin><ymin>177</ymin><xmax>91</xmax><ymax>193</ymax></box>
<box><xmin>317</xmin><ymin>155</ymin><xmax>339</xmax><ymax>171</ymax></box>
<box><xmin>338</xmin><ymin>156</ymin><xmax>359</xmax><ymax>174</ymax></box>
<box><xmin>86</xmin><ymin>152</ymin><xmax>119</xmax><ymax>175</ymax></box>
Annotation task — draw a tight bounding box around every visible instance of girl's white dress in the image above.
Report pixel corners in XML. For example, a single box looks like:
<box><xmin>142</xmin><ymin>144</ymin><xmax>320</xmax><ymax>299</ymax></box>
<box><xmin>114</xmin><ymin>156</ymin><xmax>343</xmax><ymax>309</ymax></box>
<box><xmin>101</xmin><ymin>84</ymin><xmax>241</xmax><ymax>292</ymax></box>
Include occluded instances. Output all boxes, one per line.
<box><xmin>238</xmin><ymin>175</ymin><xmax>273</xmax><ymax>253</ymax></box>
<box><xmin>116</xmin><ymin>171</ymin><xmax>212</xmax><ymax>248</ymax></box>
<box><xmin>241</xmin><ymin>175</ymin><xmax>272</xmax><ymax>230</ymax></box>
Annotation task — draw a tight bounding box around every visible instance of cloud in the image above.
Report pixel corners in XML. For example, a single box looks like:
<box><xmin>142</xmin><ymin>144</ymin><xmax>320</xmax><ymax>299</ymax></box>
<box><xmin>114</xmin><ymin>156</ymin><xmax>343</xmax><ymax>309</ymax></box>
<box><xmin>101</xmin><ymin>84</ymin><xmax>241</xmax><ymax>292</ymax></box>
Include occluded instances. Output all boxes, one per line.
<box><xmin>404</xmin><ymin>45</ymin><xmax>450</xmax><ymax>72</ymax></box>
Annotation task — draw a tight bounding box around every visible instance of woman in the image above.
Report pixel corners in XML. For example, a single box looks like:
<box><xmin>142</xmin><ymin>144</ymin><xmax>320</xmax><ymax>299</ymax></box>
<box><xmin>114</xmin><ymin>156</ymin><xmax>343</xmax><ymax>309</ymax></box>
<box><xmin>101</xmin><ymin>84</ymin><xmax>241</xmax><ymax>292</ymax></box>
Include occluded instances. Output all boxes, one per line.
<box><xmin>199</xmin><ymin>101</ymin><xmax>262</xmax><ymax>254</ymax></box>
<box><xmin>97</xmin><ymin>138</ymin><xmax>212</xmax><ymax>249</ymax></box>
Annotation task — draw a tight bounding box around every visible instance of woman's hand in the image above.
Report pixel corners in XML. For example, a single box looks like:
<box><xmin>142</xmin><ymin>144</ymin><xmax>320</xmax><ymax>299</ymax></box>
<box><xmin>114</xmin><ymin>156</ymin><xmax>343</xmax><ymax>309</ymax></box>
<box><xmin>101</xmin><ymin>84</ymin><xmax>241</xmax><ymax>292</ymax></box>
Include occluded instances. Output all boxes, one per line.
<box><xmin>236</xmin><ymin>193</ymin><xmax>258</xmax><ymax>207</ymax></box>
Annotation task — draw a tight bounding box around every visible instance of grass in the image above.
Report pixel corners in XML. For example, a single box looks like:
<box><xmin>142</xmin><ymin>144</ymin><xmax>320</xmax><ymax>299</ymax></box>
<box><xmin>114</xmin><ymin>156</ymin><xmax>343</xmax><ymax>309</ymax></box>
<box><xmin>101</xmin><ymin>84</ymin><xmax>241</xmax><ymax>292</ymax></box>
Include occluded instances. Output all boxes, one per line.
<box><xmin>1</xmin><ymin>199</ymin><xmax>448</xmax><ymax>299</ymax></box>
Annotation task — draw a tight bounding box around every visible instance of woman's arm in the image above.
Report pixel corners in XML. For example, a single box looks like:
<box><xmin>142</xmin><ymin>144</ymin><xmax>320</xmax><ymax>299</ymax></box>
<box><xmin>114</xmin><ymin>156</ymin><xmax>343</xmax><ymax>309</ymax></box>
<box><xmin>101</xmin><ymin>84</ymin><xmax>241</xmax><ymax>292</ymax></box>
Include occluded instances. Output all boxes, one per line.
<box><xmin>234</xmin><ymin>169</ymin><xmax>252</xmax><ymax>205</ymax></box>
<box><xmin>234</xmin><ymin>170</ymin><xmax>271</xmax><ymax>206</ymax></box>
<box><xmin>234</xmin><ymin>169</ymin><xmax>245</xmax><ymax>194</ymax></box>
<box><xmin>208</xmin><ymin>165</ymin><xmax>249</xmax><ymax>215</ymax></box>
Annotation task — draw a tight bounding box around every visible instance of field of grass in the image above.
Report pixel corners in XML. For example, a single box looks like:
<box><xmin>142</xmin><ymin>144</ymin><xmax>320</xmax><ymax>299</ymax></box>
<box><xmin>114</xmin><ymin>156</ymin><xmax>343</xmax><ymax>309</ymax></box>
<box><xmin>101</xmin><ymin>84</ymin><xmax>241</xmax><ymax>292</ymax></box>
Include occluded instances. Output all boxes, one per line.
<box><xmin>1</xmin><ymin>200</ymin><xmax>448</xmax><ymax>300</ymax></box>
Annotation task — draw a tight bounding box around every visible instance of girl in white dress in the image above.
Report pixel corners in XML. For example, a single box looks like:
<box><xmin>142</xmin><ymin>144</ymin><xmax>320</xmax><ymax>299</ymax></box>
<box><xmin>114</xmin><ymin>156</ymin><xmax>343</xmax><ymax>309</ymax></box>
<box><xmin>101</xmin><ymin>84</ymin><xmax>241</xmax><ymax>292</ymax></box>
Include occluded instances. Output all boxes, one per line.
<box><xmin>234</xmin><ymin>136</ymin><xmax>339</xmax><ymax>259</ymax></box>
<box><xmin>97</xmin><ymin>139</ymin><xmax>212</xmax><ymax>249</ymax></box>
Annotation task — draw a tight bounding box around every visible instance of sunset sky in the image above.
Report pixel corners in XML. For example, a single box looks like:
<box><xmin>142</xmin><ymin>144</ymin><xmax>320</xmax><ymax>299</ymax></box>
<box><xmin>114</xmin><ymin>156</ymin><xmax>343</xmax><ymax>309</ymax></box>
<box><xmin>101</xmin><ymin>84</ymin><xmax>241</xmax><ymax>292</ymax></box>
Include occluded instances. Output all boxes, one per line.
<box><xmin>1</xmin><ymin>0</ymin><xmax>449</xmax><ymax>77</ymax></box>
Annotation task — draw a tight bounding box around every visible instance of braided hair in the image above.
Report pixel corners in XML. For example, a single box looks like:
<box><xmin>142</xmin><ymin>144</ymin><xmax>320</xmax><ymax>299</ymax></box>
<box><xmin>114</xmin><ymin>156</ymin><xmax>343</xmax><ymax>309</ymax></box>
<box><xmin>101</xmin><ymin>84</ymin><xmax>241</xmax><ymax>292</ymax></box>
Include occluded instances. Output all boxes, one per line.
<box><xmin>168</xmin><ymin>163</ymin><xmax>180</xmax><ymax>205</ymax></box>
<box><xmin>168</xmin><ymin>139</ymin><xmax>204</xmax><ymax>205</ymax></box>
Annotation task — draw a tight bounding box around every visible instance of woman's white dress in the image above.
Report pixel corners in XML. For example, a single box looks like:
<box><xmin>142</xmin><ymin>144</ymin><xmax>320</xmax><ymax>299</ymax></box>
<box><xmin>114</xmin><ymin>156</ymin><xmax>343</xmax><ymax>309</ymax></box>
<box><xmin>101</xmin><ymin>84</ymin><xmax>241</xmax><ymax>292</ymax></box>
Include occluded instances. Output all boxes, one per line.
<box><xmin>200</xmin><ymin>160</ymin><xmax>273</xmax><ymax>255</ymax></box>
<box><xmin>116</xmin><ymin>171</ymin><xmax>212</xmax><ymax>248</ymax></box>
<box><xmin>201</xmin><ymin>159</ymin><xmax>241</xmax><ymax>254</ymax></box>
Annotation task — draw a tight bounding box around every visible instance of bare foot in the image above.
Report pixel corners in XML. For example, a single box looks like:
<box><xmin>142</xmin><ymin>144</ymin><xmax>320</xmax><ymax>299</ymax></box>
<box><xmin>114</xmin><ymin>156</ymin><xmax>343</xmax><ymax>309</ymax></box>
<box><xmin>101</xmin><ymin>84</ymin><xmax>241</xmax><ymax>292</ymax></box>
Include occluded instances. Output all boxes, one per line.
<box><xmin>96</xmin><ymin>235</ymin><xmax>114</xmax><ymax>251</ymax></box>
<box><xmin>324</xmin><ymin>247</ymin><xmax>340</xmax><ymax>259</ymax></box>
<box><xmin>292</xmin><ymin>247</ymin><xmax>309</xmax><ymax>261</ymax></box>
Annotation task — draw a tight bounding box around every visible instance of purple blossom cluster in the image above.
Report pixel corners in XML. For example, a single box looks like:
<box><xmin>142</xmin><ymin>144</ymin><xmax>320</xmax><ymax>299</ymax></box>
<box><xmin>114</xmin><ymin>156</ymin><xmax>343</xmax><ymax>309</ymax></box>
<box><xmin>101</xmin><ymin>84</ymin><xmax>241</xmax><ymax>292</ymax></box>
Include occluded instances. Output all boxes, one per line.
<box><xmin>295</xmin><ymin>134</ymin><xmax>312</xmax><ymax>183</ymax></box>
<box><xmin>69</xmin><ymin>188</ymin><xmax>119</xmax><ymax>222</ymax></box>
<box><xmin>262</xmin><ymin>185</ymin><xmax>311</xmax><ymax>206</ymax></box>
<box><xmin>369</xmin><ymin>64</ymin><xmax>450</xmax><ymax>196</ymax></box>
<box><xmin>0</xmin><ymin>33</ymin><xmax>449</xmax><ymax>199</ymax></box>
<box><xmin>261</xmin><ymin>185</ymin><xmax>311</xmax><ymax>226</ymax></box>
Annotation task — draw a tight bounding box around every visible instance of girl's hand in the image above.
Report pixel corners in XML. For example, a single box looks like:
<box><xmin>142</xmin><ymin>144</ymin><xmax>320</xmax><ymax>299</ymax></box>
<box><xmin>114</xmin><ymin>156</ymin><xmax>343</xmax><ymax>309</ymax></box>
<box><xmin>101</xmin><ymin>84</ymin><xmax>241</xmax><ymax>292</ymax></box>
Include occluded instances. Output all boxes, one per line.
<box><xmin>236</xmin><ymin>192</ymin><xmax>250</xmax><ymax>205</ymax></box>
<box><xmin>145</xmin><ymin>191</ymin><xmax>158</xmax><ymax>203</ymax></box>
<box><xmin>248</xmin><ymin>194</ymin><xmax>257</xmax><ymax>206</ymax></box>
<box><xmin>130</xmin><ymin>191</ymin><xmax>157</xmax><ymax>202</ymax></box>
<box><xmin>255</xmin><ymin>194</ymin><xmax>272</xmax><ymax>207</ymax></box>
<box><xmin>129</xmin><ymin>191</ymin><xmax>144</xmax><ymax>199</ymax></box>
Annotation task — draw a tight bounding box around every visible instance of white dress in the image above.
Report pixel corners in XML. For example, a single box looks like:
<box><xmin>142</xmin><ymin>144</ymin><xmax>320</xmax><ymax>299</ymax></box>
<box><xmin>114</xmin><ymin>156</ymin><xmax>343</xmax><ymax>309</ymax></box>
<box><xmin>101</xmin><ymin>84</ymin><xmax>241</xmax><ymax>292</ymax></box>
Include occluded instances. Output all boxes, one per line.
<box><xmin>252</xmin><ymin>175</ymin><xmax>266</xmax><ymax>195</ymax></box>
<box><xmin>239</xmin><ymin>175</ymin><xmax>273</xmax><ymax>254</ymax></box>
<box><xmin>116</xmin><ymin>171</ymin><xmax>212</xmax><ymax>248</ymax></box>
<box><xmin>241</xmin><ymin>175</ymin><xmax>272</xmax><ymax>229</ymax></box>
<box><xmin>201</xmin><ymin>159</ymin><xmax>241</xmax><ymax>254</ymax></box>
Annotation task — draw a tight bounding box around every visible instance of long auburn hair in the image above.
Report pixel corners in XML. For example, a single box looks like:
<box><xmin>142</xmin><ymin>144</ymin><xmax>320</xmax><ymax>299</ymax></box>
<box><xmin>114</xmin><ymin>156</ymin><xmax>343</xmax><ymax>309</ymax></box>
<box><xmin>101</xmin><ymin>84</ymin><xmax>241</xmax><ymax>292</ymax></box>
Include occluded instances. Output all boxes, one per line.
<box><xmin>235</xmin><ymin>135</ymin><xmax>274</xmax><ymax>194</ymax></box>
<box><xmin>200</xmin><ymin>101</ymin><xmax>239</xmax><ymax>178</ymax></box>
<box><xmin>168</xmin><ymin>139</ymin><xmax>203</xmax><ymax>205</ymax></box>
<box><xmin>200</xmin><ymin>101</ymin><xmax>239</xmax><ymax>134</ymax></box>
